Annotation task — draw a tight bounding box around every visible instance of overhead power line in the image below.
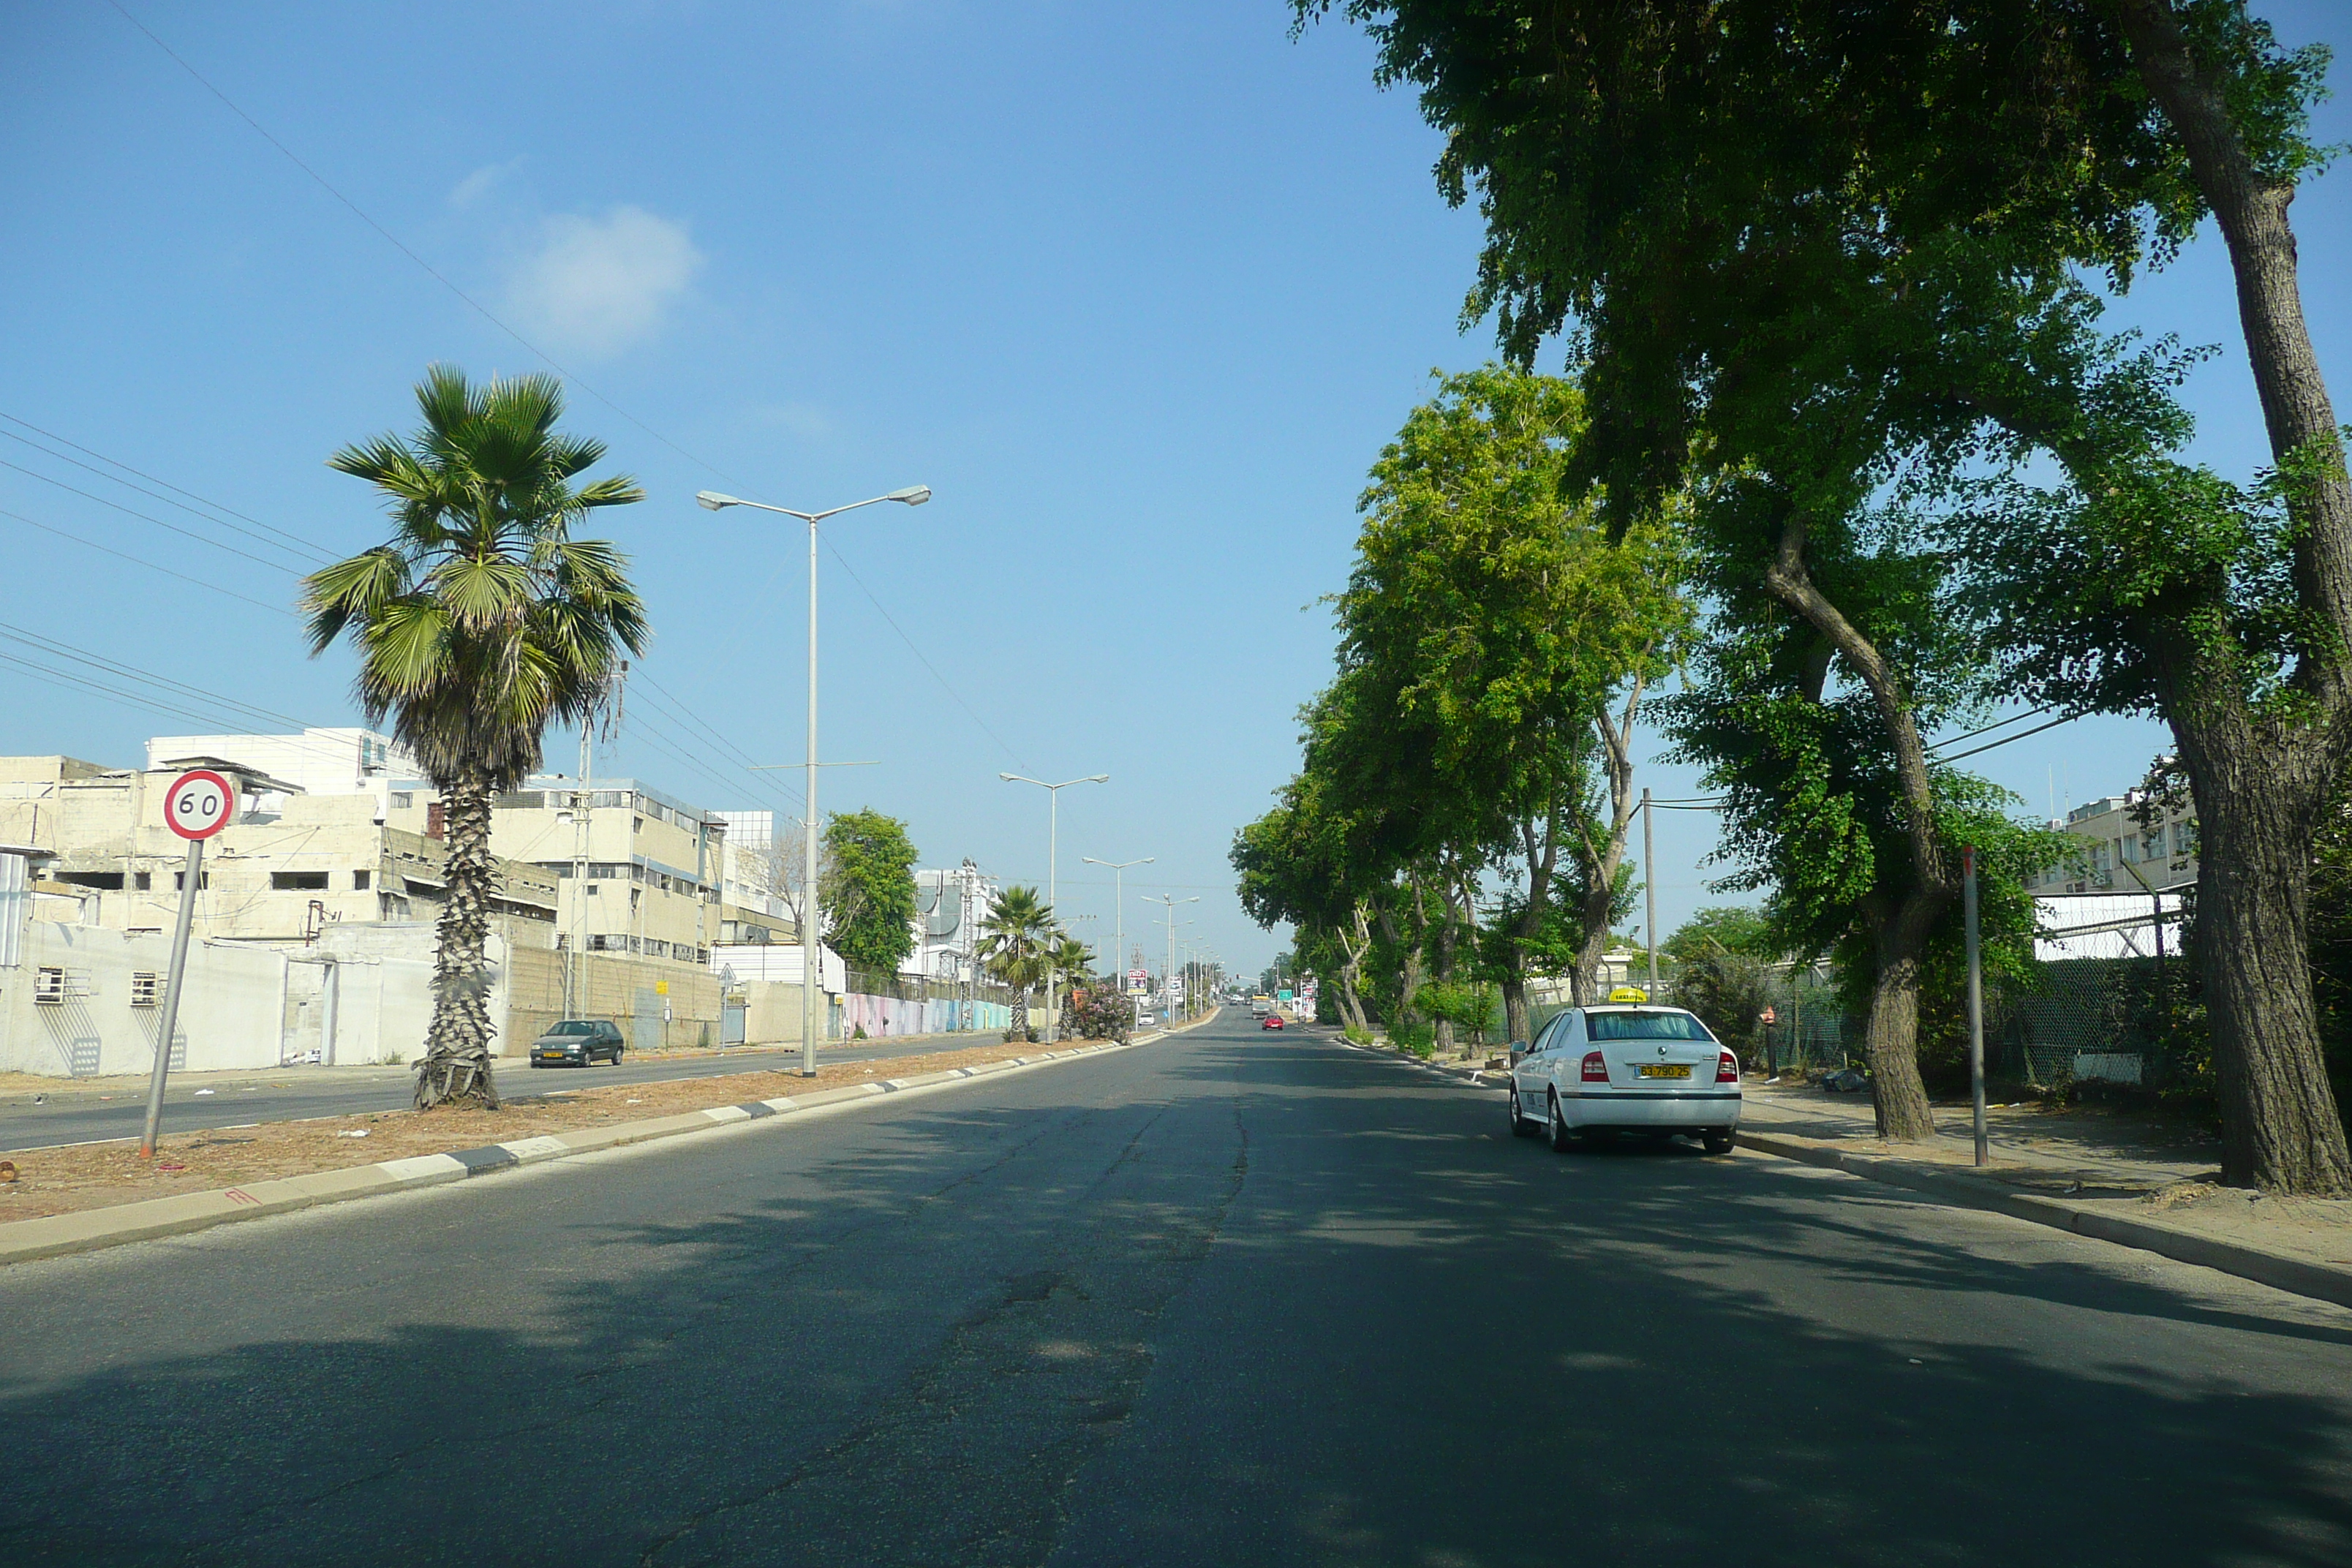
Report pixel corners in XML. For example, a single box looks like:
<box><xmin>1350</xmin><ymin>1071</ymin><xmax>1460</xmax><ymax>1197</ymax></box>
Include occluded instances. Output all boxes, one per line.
<box><xmin>0</xmin><ymin>505</ymin><xmax>293</xmax><ymax>616</ymax></box>
<box><xmin>0</xmin><ymin>416</ymin><xmax>333</xmax><ymax>564</ymax></box>
<box><xmin>0</xmin><ymin>457</ymin><xmax>306</xmax><ymax>575</ymax></box>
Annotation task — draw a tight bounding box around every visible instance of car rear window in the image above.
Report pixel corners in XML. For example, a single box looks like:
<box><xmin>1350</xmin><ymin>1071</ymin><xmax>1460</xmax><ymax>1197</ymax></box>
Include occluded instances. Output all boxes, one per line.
<box><xmin>1587</xmin><ymin>1011</ymin><xmax>1713</xmax><ymax>1041</ymax></box>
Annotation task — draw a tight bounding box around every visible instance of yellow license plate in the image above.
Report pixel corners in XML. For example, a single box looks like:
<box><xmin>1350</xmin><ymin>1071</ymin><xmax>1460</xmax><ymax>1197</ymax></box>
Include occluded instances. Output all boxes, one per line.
<box><xmin>1638</xmin><ymin>1063</ymin><xmax>1692</xmax><ymax>1079</ymax></box>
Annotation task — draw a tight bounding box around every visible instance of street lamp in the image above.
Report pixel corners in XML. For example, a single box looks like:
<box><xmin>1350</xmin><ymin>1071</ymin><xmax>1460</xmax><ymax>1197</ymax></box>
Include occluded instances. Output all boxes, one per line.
<box><xmin>698</xmin><ymin>485</ymin><xmax>930</xmax><ymax>1075</ymax></box>
<box><xmin>1000</xmin><ymin>772</ymin><xmax>1107</xmax><ymax>1041</ymax></box>
<box><xmin>1144</xmin><ymin>893</ymin><xmax>1197</xmax><ymax>1023</ymax></box>
<box><xmin>1082</xmin><ymin>855</ymin><xmax>1153</xmax><ymax>1015</ymax></box>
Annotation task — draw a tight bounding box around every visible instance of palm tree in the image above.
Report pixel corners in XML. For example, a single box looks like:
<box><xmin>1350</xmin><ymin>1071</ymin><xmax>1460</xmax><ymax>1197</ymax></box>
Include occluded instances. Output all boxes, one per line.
<box><xmin>305</xmin><ymin>366</ymin><xmax>647</xmax><ymax>1109</ymax></box>
<box><xmin>976</xmin><ymin>885</ymin><xmax>1056</xmax><ymax>1041</ymax></box>
<box><xmin>1048</xmin><ymin>936</ymin><xmax>1094</xmax><ymax>992</ymax></box>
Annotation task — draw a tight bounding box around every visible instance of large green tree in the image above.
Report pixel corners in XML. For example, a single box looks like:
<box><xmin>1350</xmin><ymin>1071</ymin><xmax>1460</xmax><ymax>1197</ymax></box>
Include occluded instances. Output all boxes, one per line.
<box><xmin>306</xmin><ymin>366</ymin><xmax>646</xmax><ymax>1109</ymax></box>
<box><xmin>821</xmin><ymin>807</ymin><xmax>920</xmax><ymax>976</ymax></box>
<box><xmin>1303</xmin><ymin>0</ymin><xmax>2352</xmax><ymax>1188</ymax></box>
<box><xmin>1325</xmin><ymin>366</ymin><xmax>1687</xmax><ymax>1047</ymax></box>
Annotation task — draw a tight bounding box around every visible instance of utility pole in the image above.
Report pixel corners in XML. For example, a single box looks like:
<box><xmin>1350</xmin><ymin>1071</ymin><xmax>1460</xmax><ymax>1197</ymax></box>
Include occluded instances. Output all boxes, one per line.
<box><xmin>1643</xmin><ymin>787</ymin><xmax>1659</xmax><ymax>1000</ymax></box>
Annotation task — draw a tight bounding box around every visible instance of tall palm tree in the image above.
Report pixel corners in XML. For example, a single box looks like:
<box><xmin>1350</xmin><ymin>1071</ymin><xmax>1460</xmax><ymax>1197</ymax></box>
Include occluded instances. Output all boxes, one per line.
<box><xmin>305</xmin><ymin>366</ymin><xmax>647</xmax><ymax>1109</ymax></box>
<box><xmin>976</xmin><ymin>885</ymin><xmax>1056</xmax><ymax>1040</ymax></box>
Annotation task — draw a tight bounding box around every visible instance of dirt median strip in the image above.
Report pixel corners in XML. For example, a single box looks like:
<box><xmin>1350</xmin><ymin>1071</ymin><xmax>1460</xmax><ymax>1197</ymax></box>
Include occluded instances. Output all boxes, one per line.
<box><xmin>0</xmin><ymin>1035</ymin><xmax>1153</xmax><ymax>1232</ymax></box>
<box><xmin>0</xmin><ymin>1022</ymin><xmax>1240</xmax><ymax>1267</ymax></box>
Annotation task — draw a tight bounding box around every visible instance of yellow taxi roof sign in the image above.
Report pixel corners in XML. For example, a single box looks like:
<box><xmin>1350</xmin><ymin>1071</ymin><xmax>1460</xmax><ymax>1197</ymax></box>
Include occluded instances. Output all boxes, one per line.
<box><xmin>1607</xmin><ymin>985</ymin><xmax>1650</xmax><ymax>1003</ymax></box>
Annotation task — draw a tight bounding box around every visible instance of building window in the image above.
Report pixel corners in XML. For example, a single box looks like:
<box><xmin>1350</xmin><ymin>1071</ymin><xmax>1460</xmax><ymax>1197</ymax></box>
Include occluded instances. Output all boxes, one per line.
<box><xmin>272</xmin><ymin>871</ymin><xmax>330</xmax><ymax>891</ymax></box>
<box><xmin>134</xmin><ymin>871</ymin><xmax>151</xmax><ymax>891</ymax></box>
<box><xmin>390</xmin><ymin>791</ymin><xmax>414</xmax><ymax>807</ymax></box>
<box><xmin>353</xmin><ymin>870</ymin><xmax>371</xmax><ymax>891</ymax></box>
<box><xmin>130</xmin><ymin>972</ymin><xmax>160</xmax><ymax>1007</ymax></box>
<box><xmin>56</xmin><ymin>871</ymin><xmax>124</xmax><ymax>891</ymax></box>
<box><xmin>174</xmin><ymin>871</ymin><xmax>209</xmax><ymax>891</ymax></box>
<box><xmin>584</xmin><ymin>884</ymin><xmax>599</xmax><ymax>897</ymax></box>
<box><xmin>2176</xmin><ymin>821</ymin><xmax>2199</xmax><ymax>858</ymax></box>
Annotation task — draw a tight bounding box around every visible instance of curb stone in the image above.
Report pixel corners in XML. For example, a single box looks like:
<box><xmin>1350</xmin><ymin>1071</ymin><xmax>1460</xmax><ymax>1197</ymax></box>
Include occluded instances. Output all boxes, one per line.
<box><xmin>0</xmin><ymin>1040</ymin><xmax>1162</xmax><ymax>1268</ymax></box>
<box><xmin>1314</xmin><ymin>1031</ymin><xmax>2352</xmax><ymax>1313</ymax></box>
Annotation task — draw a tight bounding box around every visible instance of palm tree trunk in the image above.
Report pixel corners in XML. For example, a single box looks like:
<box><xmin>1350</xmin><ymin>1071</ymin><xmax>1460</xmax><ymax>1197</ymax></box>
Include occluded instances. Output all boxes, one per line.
<box><xmin>417</xmin><ymin>765</ymin><xmax>502</xmax><ymax>1110</ymax></box>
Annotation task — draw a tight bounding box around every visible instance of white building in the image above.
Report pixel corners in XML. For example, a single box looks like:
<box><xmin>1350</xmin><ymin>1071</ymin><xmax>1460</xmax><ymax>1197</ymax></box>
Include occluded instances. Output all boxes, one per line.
<box><xmin>146</xmin><ymin>728</ymin><xmax>415</xmax><ymax>812</ymax></box>
<box><xmin>2026</xmin><ymin>791</ymin><xmax>2198</xmax><ymax>896</ymax></box>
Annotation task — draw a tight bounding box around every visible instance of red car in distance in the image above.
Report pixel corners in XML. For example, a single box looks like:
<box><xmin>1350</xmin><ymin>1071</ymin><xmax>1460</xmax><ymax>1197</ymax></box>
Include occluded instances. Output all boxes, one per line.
<box><xmin>1262</xmin><ymin>1014</ymin><xmax>1286</xmax><ymax>1031</ymax></box>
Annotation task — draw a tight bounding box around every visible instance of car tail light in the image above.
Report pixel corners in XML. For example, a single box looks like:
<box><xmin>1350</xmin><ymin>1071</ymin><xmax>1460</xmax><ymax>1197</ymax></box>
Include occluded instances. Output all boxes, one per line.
<box><xmin>1580</xmin><ymin>1051</ymin><xmax>1607</xmax><ymax>1083</ymax></box>
<box><xmin>1717</xmin><ymin>1052</ymin><xmax>1740</xmax><ymax>1083</ymax></box>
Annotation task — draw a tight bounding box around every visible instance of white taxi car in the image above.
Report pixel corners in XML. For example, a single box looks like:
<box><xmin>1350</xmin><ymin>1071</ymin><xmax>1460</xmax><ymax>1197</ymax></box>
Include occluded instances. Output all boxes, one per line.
<box><xmin>1506</xmin><ymin>1004</ymin><xmax>1741</xmax><ymax>1154</ymax></box>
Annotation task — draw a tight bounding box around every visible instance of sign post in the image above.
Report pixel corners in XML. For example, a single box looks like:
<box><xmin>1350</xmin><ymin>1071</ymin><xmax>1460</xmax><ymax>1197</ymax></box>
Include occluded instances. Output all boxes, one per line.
<box><xmin>1760</xmin><ymin>1004</ymin><xmax>1778</xmax><ymax>1080</ymax></box>
<box><xmin>140</xmin><ymin>770</ymin><xmax>233</xmax><ymax>1158</ymax></box>
<box><xmin>1962</xmin><ymin>845</ymin><xmax>1989</xmax><ymax>1167</ymax></box>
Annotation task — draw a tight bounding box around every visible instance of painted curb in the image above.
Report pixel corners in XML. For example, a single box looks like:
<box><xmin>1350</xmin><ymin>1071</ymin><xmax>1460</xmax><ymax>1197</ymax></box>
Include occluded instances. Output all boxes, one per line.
<box><xmin>1315</xmin><ymin>1031</ymin><xmax>2352</xmax><ymax>1314</ymax></box>
<box><xmin>0</xmin><ymin>1040</ymin><xmax>1157</xmax><ymax>1268</ymax></box>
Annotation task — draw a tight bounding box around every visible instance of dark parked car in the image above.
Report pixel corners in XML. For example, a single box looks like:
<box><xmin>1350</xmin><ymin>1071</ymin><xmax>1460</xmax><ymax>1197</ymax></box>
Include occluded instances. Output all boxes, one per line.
<box><xmin>529</xmin><ymin>1019</ymin><xmax>625</xmax><ymax>1068</ymax></box>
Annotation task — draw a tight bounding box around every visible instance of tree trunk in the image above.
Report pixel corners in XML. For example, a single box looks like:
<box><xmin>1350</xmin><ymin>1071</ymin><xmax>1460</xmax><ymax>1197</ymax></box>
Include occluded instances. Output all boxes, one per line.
<box><xmin>1431</xmin><ymin>901</ymin><xmax>1457</xmax><ymax>1058</ymax></box>
<box><xmin>2115</xmin><ymin>0</ymin><xmax>2352</xmax><ymax>1193</ymax></box>
<box><xmin>2171</xmin><ymin>716</ymin><xmax>2352</xmax><ymax>1191</ymax></box>
<box><xmin>1338</xmin><ymin>902</ymin><xmax>1373</xmax><ymax>1035</ymax></box>
<box><xmin>1763</xmin><ymin>511</ymin><xmax>1953</xmax><ymax>1141</ymax></box>
<box><xmin>1860</xmin><ymin>891</ymin><xmax>1941</xmax><ymax>1141</ymax></box>
<box><xmin>1570</xmin><ymin>674</ymin><xmax>1648</xmax><ymax>1006</ymax></box>
<box><xmin>417</xmin><ymin>766</ymin><xmax>502</xmax><ymax>1111</ymax></box>
<box><xmin>1502</xmin><ymin>973</ymin><xmax>1530</xmax><ymax>1045</ymax></box>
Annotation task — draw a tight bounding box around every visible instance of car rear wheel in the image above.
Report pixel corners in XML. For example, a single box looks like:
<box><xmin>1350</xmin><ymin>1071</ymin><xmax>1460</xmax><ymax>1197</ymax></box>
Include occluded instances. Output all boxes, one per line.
<box><xmin>1702</xmin><ymin>1128</ymin><xmax>1734</xmax><ymax>1156</ymax></box>
<box><xmin>1508</xmin><ymin>1089</ymin><xmax>1538</xmax><ymax>1139</ymax></box>
<box><xmin>1548</xmin><ymin>1095</ymin><xmax>1578</xmax><ymax>1154</ymax></box>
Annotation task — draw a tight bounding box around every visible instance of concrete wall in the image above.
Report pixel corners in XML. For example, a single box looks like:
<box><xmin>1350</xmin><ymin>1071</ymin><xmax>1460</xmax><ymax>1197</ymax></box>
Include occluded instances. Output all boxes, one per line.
<box><xmin>502</xmin><ymin>942</ymin><xmax>721</xmax><ymax>1055</ymax></box>
<box><xmin>0</xmin><ymin>922</ymin><xmax>288</xmax><ymax>1077</ymax></box>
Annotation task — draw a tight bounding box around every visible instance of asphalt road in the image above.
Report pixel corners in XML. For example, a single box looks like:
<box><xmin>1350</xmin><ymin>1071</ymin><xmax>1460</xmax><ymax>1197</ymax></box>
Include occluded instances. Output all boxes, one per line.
<box><xmin>0</xmin><ymin>1035</ymin><xmax>1020</xmax><ymax>1153</ymax></box>
<box><xmin>3</xmin><ymin>1014</ymin><xmax>2348</xmax><ymax>1566</ymax></box>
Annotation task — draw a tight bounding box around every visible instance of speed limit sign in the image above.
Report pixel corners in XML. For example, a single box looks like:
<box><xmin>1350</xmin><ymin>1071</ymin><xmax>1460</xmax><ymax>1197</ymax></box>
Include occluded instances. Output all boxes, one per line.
<box><xmin>164</xmin><ymin>769</ymin><xmax>235</xmax><ymax>840</ymax></box>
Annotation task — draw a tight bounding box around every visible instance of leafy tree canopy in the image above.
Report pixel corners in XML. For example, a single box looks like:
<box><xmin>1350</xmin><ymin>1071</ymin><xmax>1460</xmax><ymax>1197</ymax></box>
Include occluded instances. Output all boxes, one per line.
<box><xmin>822</xmin><ymin>808</ymin><xmax>920</xmax><ymax>976</ymax></box>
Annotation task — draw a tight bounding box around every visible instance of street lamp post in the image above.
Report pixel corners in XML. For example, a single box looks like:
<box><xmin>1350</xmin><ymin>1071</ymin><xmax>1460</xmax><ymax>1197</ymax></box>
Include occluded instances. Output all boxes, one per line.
<box><xmin>698</xmin><ymin>485</ymin><xmax>930</xmax><ymax>1074</ymax></box>
<box><xmin>1082</xmin><ymin>855</ymin><xmax>1153</xmax><ymax>1023</ymax></box>
<box><xmin>1000</xmin><ymin>772</ymin><xmax>1107</xmax><ymax>1042</ymax></box>
<box><xmin>1144</xmin><ymin>893</ymin><xmax>1197</xmax><ymax>1023</ymax></box>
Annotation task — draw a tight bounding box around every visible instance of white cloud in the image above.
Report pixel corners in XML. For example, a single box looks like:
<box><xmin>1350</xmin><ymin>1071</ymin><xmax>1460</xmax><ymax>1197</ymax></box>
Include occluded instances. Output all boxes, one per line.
<box><xmin>448</xmin><ymin>157</ymin><xmax>525</xmax><ymax>209</ymax></box>
<box><xmin>503</xmin><ymin>206</ymin><xmax>704</xmax><ymax>356</ymax></box>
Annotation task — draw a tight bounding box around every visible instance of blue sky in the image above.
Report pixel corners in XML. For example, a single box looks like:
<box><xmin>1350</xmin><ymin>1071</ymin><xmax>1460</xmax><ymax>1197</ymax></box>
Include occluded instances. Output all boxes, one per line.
<box><xmin>1</xmin><ymin>2</ymin><xmax>2346</xmax><ymax>980</ymax></box>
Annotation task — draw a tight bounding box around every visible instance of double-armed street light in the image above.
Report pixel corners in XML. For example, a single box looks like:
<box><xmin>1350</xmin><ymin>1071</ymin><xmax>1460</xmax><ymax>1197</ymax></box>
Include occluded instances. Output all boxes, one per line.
<box><xmin>1000</xmin><ymin>772</ymin><xmax>1107</xmax><ymax>1041</ymax></box>
<box><xmin>1081</xmin><ymin>856</ymin><xmax>1153</xmax><ymax>1015</ymax></box>
<box><xmin>698</xmin><ymin>485</ymin><xmax>930</xmax><ymax>1074</ymax></box>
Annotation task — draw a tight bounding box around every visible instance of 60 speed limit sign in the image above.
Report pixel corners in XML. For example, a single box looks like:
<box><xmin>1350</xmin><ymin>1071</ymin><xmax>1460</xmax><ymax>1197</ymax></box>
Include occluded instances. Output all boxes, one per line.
<box><xmin>164</xmin><ymin>769</ymin><xmax>235</xmax><ymax>840</ymax></box>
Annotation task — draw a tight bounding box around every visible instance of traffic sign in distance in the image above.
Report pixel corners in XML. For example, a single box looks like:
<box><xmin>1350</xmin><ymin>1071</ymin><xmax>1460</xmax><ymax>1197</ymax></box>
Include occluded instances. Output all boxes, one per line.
<box><xmin>165</xmin><ymin>769</ymin><xmax>235</xmax><ymax>840</ymax></box>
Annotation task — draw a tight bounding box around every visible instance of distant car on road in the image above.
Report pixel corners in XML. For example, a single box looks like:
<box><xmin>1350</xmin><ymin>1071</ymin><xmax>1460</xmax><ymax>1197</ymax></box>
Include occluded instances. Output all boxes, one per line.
<box><xmin>1505</xmin><ymin>1004</ymin><xmax>1738</xmax><ymax>1153</ymax></box>
<box><xmin>1262</xmin><ymin>1014</ymin><xmax>1286</xmax><ymax>1031</ymax></box>
<box><xmin>529</xmin><ymin>1019</ymin><xmax>625</xmax><ymax>1068</ymax></box>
